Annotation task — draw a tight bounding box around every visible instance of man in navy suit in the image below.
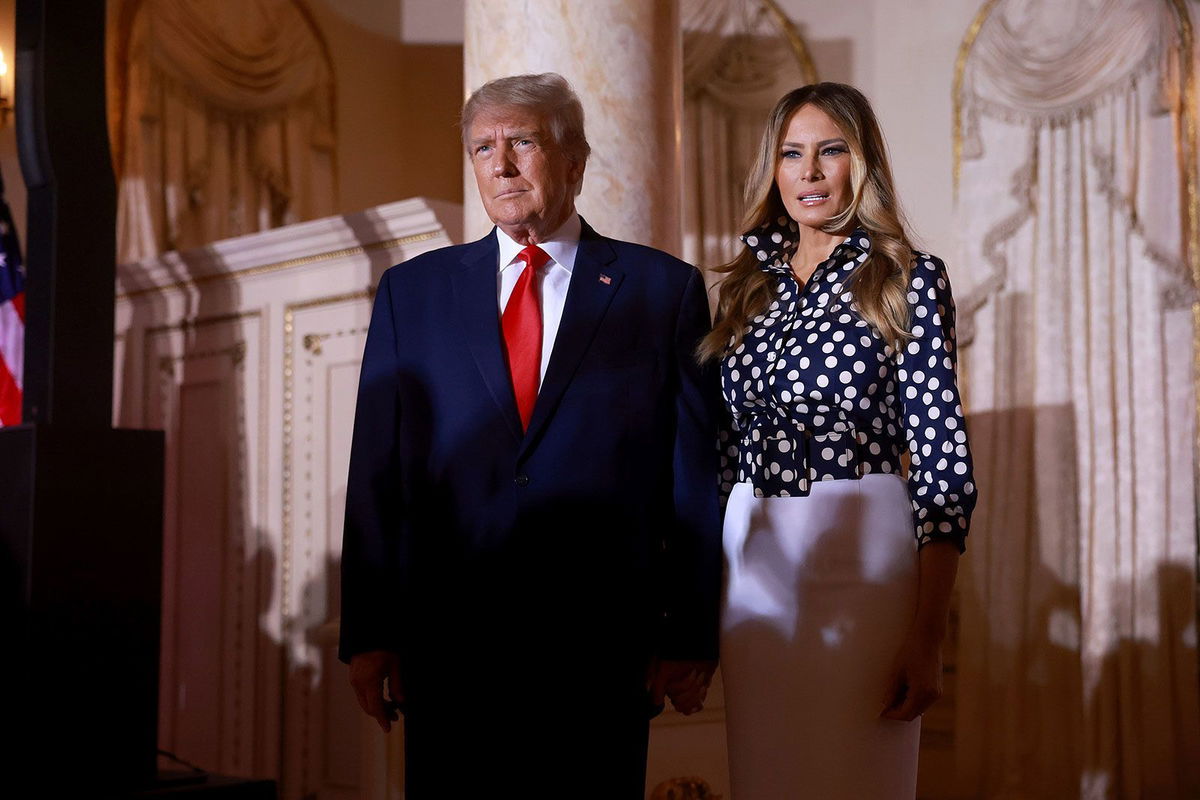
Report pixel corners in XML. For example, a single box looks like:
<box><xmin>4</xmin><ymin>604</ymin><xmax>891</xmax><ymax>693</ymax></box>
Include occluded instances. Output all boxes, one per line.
<box><xmin>339</xmin><ymin>73</ymin><xmax>722</xmax><ymax>797</ymax></box>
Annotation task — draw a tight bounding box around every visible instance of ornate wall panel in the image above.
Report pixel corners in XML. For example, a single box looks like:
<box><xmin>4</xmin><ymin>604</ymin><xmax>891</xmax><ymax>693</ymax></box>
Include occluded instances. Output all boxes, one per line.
<box><xmin>281</xmin><ymin>292</ymin><xmax>373</xmax><ymax>800</ymax></box>
<box><xmin>115</xmin><ymin>198</ymin><xmax>461</xmax><ymax>798</ymax></box>
<box><xmin>146</xmin><ymin>312</ymin><xmax>271</xmax><ymax>777</ymax></box>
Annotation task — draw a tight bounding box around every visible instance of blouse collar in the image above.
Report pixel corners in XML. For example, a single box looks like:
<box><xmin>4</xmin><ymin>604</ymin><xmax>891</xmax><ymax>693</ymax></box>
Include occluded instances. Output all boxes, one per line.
<box><xmin>740</xmin><ymin>216</ymin><xmax>872</xmax><ymax>276</ymax></box>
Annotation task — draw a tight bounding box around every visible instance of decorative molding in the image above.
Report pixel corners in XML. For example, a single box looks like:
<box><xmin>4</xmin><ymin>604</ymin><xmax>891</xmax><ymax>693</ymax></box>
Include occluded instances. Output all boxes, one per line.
<box><xmin>301</xmin><ymin>333</ymin><xmax>330</xmax><ymax>356</ymax></box>
<box><xmin>147</xmin><ymin>324</ymin><xmax>257</xmax><ymax>773</ymax></box>
<box><xmin>281</xmin><ymin>290</ymin><xmax>373</xmax><ymax>799</ymax></box>
<box><xmin>120</xmin><ymin>231</ymin><xmax>439</xmax><ymax>300</ymax></box>
<box><xmin>760</xmin><ymin>0</ymin><xmax>817</xmax><ymax>83</ymax></box>
<box><xmin>157</xmin><ymin>341</ymin><xmax>247</xmax><ymax>370</ymax></box>
<box><xmin>146</xmin><ymin>309</ymin><xmax>263</xmax><ymax>335</ymax></box>
<box><xmin>280</xmin><ymin>290</ymin><xmax>373</xmax><ymax>625</ymax></box>
<box><xmin>116</xmin><ymin>196</ymin><xmax>462</xmax><ymax>299</ymax></box>
<box><xmin>951</xmin><ymin>0</ymin><xmax>1001</xmax><ymax>194</ymax></box>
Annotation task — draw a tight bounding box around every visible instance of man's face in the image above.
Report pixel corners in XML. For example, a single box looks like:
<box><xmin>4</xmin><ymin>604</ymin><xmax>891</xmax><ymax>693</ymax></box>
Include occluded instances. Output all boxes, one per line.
<box><xmin>467</xmin><ymin>105</ymin><xmax>583</xmax><ymax>243</ymax></box>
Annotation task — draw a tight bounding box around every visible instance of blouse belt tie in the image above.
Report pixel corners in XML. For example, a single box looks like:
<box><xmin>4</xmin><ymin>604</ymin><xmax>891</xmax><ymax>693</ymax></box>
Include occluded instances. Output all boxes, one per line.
<box><xmin>743</xmin><ymin>413</ymin><xmax>866</xmax><ymax>497</ymax></box>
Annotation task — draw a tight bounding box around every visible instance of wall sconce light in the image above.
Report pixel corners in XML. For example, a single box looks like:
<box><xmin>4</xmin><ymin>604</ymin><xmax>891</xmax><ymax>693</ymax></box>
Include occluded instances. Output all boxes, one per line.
<box><xmin>0</xmin><ymin>47</ymin><xmax>11</xmax><ymax>125</ymax></box>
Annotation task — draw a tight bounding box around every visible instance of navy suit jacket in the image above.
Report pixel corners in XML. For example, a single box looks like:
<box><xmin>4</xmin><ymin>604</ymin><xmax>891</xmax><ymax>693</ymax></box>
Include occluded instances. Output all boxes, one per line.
<box><xmin>338</xmin><ymin>220</ymin><xmax>723</xmax><ymax>682</ymax></box>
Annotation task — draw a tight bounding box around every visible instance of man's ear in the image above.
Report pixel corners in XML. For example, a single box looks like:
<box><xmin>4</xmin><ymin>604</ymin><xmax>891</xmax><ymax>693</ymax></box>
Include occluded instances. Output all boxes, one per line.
<box><xmin>567</xmin><ymin>157</ymin><xmax>586</xmax><ymax>187</ymax></box>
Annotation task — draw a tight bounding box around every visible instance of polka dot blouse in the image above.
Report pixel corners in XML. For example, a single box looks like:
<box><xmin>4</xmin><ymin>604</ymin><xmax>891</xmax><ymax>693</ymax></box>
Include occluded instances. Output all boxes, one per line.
<box><xmin>719</xmin><ymin>218</ymin><xmax>976</xmax><ymax>551</ymax></box>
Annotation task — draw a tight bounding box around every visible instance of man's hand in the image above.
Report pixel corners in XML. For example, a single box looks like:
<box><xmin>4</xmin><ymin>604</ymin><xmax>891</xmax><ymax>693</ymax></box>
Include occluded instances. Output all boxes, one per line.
<box><xmin>349</xmin><ymin>650</ymin><xmax>404</xmax><ymax>732</ymax></box>
<box><xmin>649</xmin><ymin>659</ymin><xmax>717</xmax><ymax>715</ymax></box>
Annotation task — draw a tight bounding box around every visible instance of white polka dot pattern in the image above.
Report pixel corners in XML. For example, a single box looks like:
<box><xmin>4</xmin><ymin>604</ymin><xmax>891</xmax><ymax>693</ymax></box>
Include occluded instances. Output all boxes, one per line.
<box><xmin>719</xmin><ymin>222</ymin><xmax>976</xmax><ymax>550</ymax></box>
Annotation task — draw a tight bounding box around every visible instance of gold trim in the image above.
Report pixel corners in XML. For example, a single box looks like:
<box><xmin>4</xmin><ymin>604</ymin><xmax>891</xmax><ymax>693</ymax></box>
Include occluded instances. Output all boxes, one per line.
<box><xmin>156</xmin><ymin>341</ymin><xmax>246</xmax><ymax>369</ymax></box>
<box><xmin>145</xmin><ymin>309</ymin><xmax>263</xmax><ymax>336</ymax></box>
<box><xmin>288</xmin><ymin>288</ymin><xmax>378</xmax><ymax>314</ymax></box>
<box><xmin>1169</xmin><ymin>0</ymin><xmax>1198</xmax><ymax>288</ymax></box>
<box><xmin>282</xmin><ymin>310</ymin><xmax>296</xmax><ymax>626</ymax></box>
<box><xmin>760</xmin><ymin>0</ymin><xmax>819</xmax><ymax>84</ymax></box>
<box><xmin>280</xmin><ymin>289</ymin><xmax>374</xmax><ymax>626</ymax></box>
<box><xmin>118</xmin><ymin>230</ymin><xmax>440</xmax><ymax>300</ymax></box>
<box><xmin>1166</xmin><ymin>0</ymin><xmax>1200</xmax><ymax>563</ymax></box>
<box><xmin>302</xmin><ymin>333</ymin><xmax>330</xmax><ymax>356</ymax></box>
<box><xmin>951</xmin><ymin>0</ymin><xmax>1001</xmax><ymax>195</ymax></box>
<box><xmin>142</xmin><ymin>313</ymin><xmax>263</xmax><ymax>439</ymax></box>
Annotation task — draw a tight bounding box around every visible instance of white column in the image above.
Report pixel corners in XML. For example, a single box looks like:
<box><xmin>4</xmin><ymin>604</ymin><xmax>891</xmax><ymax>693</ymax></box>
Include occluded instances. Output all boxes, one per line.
<box><xmin>463</xmin><ymin>0</ymin><xmax>682</xmax><ymax>254</ymax></box>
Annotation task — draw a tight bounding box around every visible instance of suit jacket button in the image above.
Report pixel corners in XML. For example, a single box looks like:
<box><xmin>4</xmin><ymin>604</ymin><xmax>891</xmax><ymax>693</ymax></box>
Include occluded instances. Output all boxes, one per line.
<box><xmin>515</xmin><ymin>474</ymin><xmax>530</xmax><ymax>487</ymax></box>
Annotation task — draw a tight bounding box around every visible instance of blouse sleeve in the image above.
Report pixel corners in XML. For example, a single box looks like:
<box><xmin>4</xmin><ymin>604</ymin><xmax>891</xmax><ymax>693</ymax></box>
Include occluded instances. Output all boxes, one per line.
<box><xmin>894</xmin><ymin>253</ymin><xmax>977</xmax><ymax>551</ymax></box>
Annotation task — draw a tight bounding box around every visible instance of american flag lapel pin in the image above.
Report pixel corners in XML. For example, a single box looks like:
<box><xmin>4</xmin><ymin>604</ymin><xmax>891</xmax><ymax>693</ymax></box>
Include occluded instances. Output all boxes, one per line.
<box><xmin>599</xmin><ymin>273</ymin><xmax>612</xmax><ymax>285</ymax></box>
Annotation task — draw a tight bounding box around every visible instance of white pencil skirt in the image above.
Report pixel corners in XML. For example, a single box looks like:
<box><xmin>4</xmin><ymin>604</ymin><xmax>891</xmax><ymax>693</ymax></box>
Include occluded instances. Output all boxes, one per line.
<box><xmin>720</xmin><ymin>475</ymin><xmax>921</xmax><ymax>800</ymax></box>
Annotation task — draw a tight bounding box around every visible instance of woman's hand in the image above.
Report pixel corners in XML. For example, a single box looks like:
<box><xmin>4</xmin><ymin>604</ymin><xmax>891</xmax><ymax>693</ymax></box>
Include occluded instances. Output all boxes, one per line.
<box><xmin>882</xmin><ymin>538</ymin><xmax>959</xmax><ymax>721</ymax></box>
<box><xmin>880</xmin><ymin>628</ymin><xmax>944</xmax><ymax>721</ymax></box>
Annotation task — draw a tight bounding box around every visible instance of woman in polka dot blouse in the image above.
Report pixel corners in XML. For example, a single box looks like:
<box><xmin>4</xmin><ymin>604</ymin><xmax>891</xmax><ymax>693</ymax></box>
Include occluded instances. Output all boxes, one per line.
<box><xmin>699</xmin><ymin>83</ymin><xmax>976</xmax><ymax>799</ymax></box>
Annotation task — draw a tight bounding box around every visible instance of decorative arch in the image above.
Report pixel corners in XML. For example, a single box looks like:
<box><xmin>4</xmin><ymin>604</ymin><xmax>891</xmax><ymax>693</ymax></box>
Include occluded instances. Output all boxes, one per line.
<box><xmin>681</xmin><ymin>0</ymin><xmax>817</xmax><ymax>271</ymax></box>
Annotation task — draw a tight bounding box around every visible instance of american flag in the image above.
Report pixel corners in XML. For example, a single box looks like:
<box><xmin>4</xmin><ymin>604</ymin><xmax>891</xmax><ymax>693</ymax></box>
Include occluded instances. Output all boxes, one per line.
<box><xmin>0</xmin><ymin>174</ymin><xmax>23</xmax><ymax>426</ymax></box>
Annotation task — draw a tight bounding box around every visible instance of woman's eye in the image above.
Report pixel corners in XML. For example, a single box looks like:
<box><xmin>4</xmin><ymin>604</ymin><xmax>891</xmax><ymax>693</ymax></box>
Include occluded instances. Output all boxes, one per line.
<box><xmin>781</xmin><ymin>149</ymin><xmax>801</xmax><ymax>159</ymax></box>
<box><xmin>821</xmin><ymin>146</ymin><xmax>846</xmax><ymax>156</ymax></box>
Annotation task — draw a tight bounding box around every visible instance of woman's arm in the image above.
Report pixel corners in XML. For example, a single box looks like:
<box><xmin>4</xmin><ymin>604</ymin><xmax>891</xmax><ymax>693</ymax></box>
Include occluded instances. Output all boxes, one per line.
<box><xmin>881</xmin><ymin>539</ymin><xmax>959</xmax><ymax>721</ymax></box>
<box><xmin>881</xmin><ymin>252</ymin><xmax>975</xmax><ymax>721</ymax></box>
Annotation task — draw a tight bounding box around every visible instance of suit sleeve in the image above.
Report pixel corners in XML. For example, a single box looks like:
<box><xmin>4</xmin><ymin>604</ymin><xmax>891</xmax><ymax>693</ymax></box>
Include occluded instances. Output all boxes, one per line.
<box><xmin>660</xmin><ymin>268</ymin><xmax>724</xmax><ymax>661</ymax></box>
<box><xmin>338</xmin><ymin>268</ymin><xmax>405</xmax><ymax>663</ymax></box>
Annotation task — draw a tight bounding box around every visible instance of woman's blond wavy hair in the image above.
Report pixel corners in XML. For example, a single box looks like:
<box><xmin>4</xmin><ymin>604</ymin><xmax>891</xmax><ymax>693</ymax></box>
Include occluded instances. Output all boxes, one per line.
<box><xmin>699</xmin><ymin>82</ymin><xmax>915</xmax><ymax>362</ymax></box>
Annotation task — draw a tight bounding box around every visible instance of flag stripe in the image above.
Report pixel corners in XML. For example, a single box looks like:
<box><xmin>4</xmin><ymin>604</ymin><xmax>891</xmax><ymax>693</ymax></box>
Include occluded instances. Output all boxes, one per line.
<box><xmin>0</xmin><ymin>257</ymin><xmax>20</xmax><ymax>305</ymax></box>
<box><xmin>0</xmin><ymin>349</ymin><xmax>20</xmax><ymax>425</ymax></box>
<box><xmin>0</xmin><ymin>297</ymin><xmax>23</xmax><ymax>390</ymax></box>
<box><xmin>0</xmin><ymin>166</ymin><xmax>24</xmax><ymax>428</ymax></box>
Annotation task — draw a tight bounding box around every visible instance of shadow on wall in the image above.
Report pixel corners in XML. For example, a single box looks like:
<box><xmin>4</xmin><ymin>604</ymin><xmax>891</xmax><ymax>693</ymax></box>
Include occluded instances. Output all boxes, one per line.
<box><xmin>153</xmin><ymin>539</ymin><xmax>374</xmax><ymax>796</ymax></box>
<box><xmin>952</xmin><ymin>287</ymin><xmax>1085</xmax><ymax>798</ymax></box>
<box><xmin>116</xmin><ymin>245</ymin><xmax>257</xmax><ymax>776</ymax></box>
<box><xmin>956</xmin><ymin>401</ymin><xmax>1199</xmax><ymax>794</ymax></box>
<box><xmin>955</xmin><ymin>402</ymin><xmax>1085</xmax><ymax>799</ymax></box>
<box><xmin>1080</xmin><ymin>563</ymin><xmax>1200</xmax><ymax>798</ymax></box>
<box><xmin>287</xmin><ymin>549</ymin><xmax>375</xmax><ymax>797</ymax></box>
<box><xmin>114</xmin><ymin>199</ymin><xmax>456</xmax><ymax>795</ymax></box>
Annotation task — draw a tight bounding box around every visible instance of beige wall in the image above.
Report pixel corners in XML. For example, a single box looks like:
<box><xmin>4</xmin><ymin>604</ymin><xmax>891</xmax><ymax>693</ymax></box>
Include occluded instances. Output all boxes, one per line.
<box><xmin>280</xmin><ymin>0</ymin><xmax>466</xmax><ymax>214</ymax></box>
<box><xmin>775</xmin><ymin>0</ymin><xmax>980</xmax><ymax>263</ymax></box>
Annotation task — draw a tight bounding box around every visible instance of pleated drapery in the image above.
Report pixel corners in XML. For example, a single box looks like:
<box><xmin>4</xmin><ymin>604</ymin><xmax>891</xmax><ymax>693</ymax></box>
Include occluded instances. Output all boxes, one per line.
<box><xmin>115</xmin><ymin>0</ymin><xmax>336</xmax><ymax>263</ymax></box>
<box><xmin>681</xmin><ymin>0</ymin><xmax>816</xmax><ymax>272</ymax></box>
<box><xmin>953</xmin><ymin>1</ymin><xmax>1200</xmax><ymax>797</ymax></box>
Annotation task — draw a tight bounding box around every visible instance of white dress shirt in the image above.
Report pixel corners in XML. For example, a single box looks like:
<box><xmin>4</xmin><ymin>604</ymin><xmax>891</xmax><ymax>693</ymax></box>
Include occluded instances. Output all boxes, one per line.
<box><xmin>496</xmin><ymin>212</ymin><xmax>580</xmax><ymax>386</ymax></box>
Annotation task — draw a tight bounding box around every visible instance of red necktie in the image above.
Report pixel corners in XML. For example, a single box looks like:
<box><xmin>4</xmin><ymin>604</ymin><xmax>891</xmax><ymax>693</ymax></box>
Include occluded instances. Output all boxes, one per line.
<box><xmin>502</xmin><ymin>245</ymin><xmax>548</xmax><ymax>430</ymax></box>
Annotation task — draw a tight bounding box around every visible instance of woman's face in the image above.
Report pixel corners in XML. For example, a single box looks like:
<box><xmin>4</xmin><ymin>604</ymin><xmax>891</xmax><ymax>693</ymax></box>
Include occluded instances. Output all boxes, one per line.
<box><xmin>774</xmin><ymin>104</ymin><xmax>854</xmax><ymax>233</ymax></box>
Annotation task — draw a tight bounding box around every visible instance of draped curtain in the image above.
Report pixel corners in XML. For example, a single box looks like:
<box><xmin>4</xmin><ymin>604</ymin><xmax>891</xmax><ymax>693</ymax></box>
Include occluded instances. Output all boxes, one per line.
<box><xmin>115</xmin><ymin>0</ymin><xmax>336</xmax><ymax>263</ymax></box>
<box><xmin>953</xmin><ymin>1</ymin><xmax>1200</xmax><ymax>797</ymax></box>
<box><xmin>681</xmin><ymin>0</ymin><xmax>816</xmax><ymax>271</ymax></box>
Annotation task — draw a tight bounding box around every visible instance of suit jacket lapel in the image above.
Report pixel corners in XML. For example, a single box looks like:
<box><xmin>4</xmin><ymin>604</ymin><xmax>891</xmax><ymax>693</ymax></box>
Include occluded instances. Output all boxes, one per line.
<box><xmin>520</xmin><ymin>221</ymin><xmax>624</xmax><ymax>457</ymax></box>
<box><xmin>452</xmin><ymin>231</ymin><xmax>524</xmax><ymax>444</ymax></box>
